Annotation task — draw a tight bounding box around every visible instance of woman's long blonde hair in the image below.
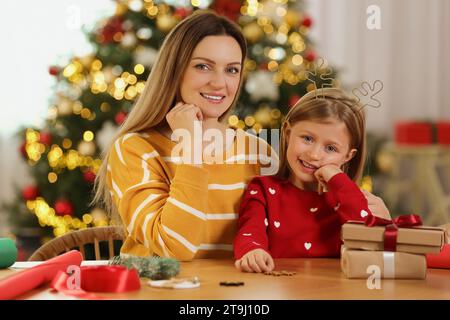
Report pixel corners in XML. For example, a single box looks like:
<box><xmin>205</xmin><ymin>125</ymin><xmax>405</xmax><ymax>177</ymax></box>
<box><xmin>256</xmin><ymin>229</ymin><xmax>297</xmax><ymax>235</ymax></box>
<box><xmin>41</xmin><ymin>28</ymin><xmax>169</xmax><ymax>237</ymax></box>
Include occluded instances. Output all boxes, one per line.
<box><xmin>92</xmin><ymin>10</ymin><xmax>247</xmax><ymax>217</ymax></box>
<box><xmin>276</xmin><ymin>87</ymin><xmax>366</xmax><ymax>183</ymax></box>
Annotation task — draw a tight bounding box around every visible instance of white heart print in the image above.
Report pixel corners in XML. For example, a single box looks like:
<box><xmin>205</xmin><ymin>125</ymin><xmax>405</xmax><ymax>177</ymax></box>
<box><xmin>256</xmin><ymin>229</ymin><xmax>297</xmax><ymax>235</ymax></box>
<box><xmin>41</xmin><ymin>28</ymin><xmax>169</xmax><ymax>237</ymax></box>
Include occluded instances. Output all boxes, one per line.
<box><xmin>304</xmin><ymin>242</ymin><xmax>312</xmax><ymax>250</ymax></box>
<box><xmin>274</xmin><ymin>221</ymin><xmax>280</xmax><ymax>228</ymax></box>
<box><xmin>360</xmin><ymin>210</ymin><xmax>369</xmax><ymax>218</ymax></box>
<box><xmin>264</xmin><ymin>218</ymin><xmax>268</xmax><ymax>226</ymax></box>
<box><xmin>310</xmin><ymin>207</ymin><xmax>318</xmax><ymax>213</ymax></box>
<box><xmin>268</xmin><ymin>188</ymin><xmax>276</xmax><ymax>195</ymax></box>
<box><xmin>243</xmin><ymin>233</ymin><xmax>252</xmax><ymax>236</ymax></box>
<box><xmin>250</xmin><ymin>190</ymin><xmax>258</xmax><ymax>195</ymax></box>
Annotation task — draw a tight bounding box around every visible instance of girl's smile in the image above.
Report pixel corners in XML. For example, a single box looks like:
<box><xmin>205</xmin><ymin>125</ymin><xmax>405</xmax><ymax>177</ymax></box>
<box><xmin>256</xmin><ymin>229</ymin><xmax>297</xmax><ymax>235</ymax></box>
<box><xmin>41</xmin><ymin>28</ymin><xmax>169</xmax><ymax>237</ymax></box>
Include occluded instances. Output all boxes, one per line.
<box><xmin>297</xmin><ymin>159</ymin><xmax>318</xmax><ymax>173</ymax></box>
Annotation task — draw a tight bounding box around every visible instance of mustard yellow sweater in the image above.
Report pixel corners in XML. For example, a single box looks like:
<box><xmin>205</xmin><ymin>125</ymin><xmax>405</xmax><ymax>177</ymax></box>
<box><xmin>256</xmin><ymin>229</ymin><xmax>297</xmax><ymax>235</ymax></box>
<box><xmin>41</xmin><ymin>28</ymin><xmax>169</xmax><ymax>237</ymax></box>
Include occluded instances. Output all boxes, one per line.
<box><xmin>107</xmin><ymin>128</ymin><xmax>278</xmax><ymax>260</ymax></box>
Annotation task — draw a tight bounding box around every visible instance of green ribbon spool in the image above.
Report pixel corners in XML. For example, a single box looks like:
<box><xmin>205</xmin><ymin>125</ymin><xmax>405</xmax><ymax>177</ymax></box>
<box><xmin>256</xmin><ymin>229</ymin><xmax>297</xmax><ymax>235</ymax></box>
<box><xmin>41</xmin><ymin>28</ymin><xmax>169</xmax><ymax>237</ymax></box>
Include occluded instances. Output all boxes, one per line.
<box><xmin>0</xmin><ymin>238</ymin><xmax>17</xmax><ymax>268</ymax></box>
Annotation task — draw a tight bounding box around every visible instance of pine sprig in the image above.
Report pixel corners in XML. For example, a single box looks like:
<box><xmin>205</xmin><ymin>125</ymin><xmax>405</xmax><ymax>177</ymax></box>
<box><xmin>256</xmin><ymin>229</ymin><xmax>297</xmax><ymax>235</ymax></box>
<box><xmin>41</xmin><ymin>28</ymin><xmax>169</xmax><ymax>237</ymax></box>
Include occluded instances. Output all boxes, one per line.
<box><xmin>109</xmin><ymin>255</ymin><xmax>180</xmax><ymax>280</ymax></box>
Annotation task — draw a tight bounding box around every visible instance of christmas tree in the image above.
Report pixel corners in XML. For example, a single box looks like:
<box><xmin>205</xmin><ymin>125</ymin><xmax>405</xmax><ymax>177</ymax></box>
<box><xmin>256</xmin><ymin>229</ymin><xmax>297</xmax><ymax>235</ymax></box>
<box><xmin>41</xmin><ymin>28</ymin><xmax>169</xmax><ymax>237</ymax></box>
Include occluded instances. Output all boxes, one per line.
<box><xmin>6</xmin><ymin>0</ymin><xmax>336</xmax><ymax>246</ymax></box>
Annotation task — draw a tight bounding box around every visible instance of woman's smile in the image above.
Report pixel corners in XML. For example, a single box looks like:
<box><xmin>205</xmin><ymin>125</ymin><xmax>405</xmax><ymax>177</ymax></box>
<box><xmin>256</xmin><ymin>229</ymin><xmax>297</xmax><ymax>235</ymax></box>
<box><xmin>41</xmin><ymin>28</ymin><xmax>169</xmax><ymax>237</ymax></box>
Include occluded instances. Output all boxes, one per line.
<box><xmin>199</xmin><ymin>92</ymin><xmax>226</xmax><ymax>104</ymax></box>
<box><xmin>180</xmin><ymin>35</ymin><xmax>242</xmax><ymax>120</ymax></box>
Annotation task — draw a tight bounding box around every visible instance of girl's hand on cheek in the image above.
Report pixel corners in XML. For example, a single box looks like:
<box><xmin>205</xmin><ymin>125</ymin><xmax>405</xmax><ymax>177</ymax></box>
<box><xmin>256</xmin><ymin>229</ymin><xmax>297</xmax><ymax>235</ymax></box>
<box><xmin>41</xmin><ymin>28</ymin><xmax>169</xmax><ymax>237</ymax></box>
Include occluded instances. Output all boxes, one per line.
<box><xmin>314</xmin><ymin>164</ymin><xmax>342</xmax><ymax>184</ymax></box>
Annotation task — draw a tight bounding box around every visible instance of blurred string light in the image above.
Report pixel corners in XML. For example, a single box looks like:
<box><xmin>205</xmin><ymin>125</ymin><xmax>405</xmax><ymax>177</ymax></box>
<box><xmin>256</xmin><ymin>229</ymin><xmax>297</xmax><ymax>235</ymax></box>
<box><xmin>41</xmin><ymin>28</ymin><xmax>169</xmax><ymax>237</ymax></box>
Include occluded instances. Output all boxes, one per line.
<box><xmin>48</xmin><ymin>172</ymin><xmax>58</xmax><ymax>183</ymax></box>
<box><xmin>190</xmin><ymin>0</ymin><xmax>210</xmax><ymax>9</ymax></box>
<box><xmin>145</xmin><ymin>2</ymin><xmax>159</xmax><ymax>17</ymax></box>
<box><xmin>238</xmin><ymin>0</ymin><xmax>314</xmax><ymax>93</ymax></box>
<box><xmin>268</xmin><ymin>47</ymin><xmax>285</xmax><ymax>60</ymax></box>
<box><xmin>360</xmin><ymin>176</ymin><xmax>373</xmax><ymax>193</ymax></box>
<box><xmin>24</xmin><ymin>129</ymin><xmax>102</xmax><ymax>173</ymax></box>
<box><xmin>83</xmin><ymin>130</ymin><xmax>94</xmax><ymax>142</ymax></box>
<box><xmin>24</xmin><ymin>127</ymin><xmax>107</xmax><ymax>236</ymax></box>
<box><xmin>24</xmin><ymin>129</ymin><xmax>45</xmax><ymax>162</ymax></box>
<box><xmin>227</xmin><ymin>104</ymin><xmax>283</xmax><ymax>133</ymax></box>
<box><xmin>26</xmin><ymin>197</ymin><xmax>108</xmax><ymax>236</ymax></box>
<box><xmin>134</xmin><ymin>63</ymin><xmax>145</xmax><ymax>74</ymax></box>
<box><xmin>47</xmin><ymin>147</ymin><xmax>102</xmax><ymax>172</ymax></box>
<box><xmin>62</xmin><ymin>57</ymin><xmax>145</xmax><ymax>101</ymax></box>
<box><xmin>128</xmin><ymin>0</ymin><xmax>144</xmax><ymax>11</ymax></box>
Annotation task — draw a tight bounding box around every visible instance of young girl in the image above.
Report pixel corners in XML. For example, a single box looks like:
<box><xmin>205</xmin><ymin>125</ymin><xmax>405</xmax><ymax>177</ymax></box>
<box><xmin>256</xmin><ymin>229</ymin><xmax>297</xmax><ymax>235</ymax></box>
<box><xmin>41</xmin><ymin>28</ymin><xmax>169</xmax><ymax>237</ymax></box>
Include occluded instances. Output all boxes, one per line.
<box><xmin>92</xmin><ymin>11</ymin><xmax>278</xmax><ymax>261</ymax></box>
<box><xmin>234</xmin><ymin>88</ymin><xmax>390</xmax><ymax>272</ymax></box>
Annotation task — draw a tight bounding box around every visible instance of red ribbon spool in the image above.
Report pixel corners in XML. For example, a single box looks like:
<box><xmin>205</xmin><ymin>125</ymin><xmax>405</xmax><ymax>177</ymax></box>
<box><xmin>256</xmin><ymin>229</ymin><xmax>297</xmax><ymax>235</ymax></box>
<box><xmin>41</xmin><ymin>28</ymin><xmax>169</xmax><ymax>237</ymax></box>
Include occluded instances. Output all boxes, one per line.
<box><xmin>51</xmin><ymin>265</ymin><xmax>140</xmax><ymax>299</ymax></box>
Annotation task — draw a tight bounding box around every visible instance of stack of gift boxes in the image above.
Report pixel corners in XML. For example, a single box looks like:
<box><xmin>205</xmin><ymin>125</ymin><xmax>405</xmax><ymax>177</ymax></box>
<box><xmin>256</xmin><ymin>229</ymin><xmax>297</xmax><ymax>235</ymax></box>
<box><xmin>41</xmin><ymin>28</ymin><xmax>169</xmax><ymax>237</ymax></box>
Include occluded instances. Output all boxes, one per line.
<box><xmin>395</xmin><ymin>121</ymin><xmax>450</xmax><ymax>145</ymax></box>
<box><xmin>340</xmin><ymin>219</ymin><xmax>447</xmax><ymax>279</ymax></box>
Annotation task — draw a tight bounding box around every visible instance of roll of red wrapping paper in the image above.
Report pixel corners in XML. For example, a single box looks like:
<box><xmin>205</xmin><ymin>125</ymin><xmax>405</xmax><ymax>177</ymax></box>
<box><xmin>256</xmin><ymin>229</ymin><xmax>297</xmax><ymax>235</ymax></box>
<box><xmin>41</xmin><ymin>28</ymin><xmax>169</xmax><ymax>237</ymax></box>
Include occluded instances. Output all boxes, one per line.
<box><xmin>426</xmin><ymin>244</ymin><xmax>450</xmax><ymax>269</ymax></box>
<box><xmin>0</xmin><ymin>250</ymin><xmax>83</xmax><ymax>300</ymax></box>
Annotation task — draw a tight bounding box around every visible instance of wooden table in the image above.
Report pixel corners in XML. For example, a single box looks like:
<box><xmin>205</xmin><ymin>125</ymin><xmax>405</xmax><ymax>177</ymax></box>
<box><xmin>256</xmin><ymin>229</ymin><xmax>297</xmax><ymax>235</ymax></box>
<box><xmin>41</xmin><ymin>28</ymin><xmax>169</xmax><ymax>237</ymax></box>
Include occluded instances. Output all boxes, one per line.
<box><xmin>1</xmin><ymin>259</ymin><xmax>450</xmax><ymax>300</ymax></box>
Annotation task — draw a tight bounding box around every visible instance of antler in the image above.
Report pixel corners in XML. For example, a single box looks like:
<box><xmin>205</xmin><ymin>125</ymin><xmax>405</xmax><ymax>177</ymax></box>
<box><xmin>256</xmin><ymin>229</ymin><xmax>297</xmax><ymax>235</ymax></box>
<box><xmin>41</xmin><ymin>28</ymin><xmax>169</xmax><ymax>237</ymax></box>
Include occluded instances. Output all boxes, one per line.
<box><xmin>351</xmin><ymin>80</ymin><xmax>384</xmax><ymax>110</ymax></box>
<box><xmin>306</xmin><ymin>57</ymin><xmax>334</xmax><ymax>98</ymax></box>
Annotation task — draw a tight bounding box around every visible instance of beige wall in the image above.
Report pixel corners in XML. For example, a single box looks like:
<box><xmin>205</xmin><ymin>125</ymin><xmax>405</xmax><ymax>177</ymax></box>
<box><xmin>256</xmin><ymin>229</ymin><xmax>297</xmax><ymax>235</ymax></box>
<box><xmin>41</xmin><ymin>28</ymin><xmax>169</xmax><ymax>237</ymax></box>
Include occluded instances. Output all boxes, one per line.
<box><xmin>306</xmin><ymin>0</ymin><xmax>450</xmax><ymax>135</ymax></box>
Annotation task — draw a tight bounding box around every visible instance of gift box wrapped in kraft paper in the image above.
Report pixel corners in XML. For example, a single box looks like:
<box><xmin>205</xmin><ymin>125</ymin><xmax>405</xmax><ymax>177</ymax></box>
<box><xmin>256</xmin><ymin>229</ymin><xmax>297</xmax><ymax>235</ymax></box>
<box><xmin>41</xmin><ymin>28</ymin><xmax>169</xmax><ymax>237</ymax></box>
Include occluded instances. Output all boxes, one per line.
<box><xmin>341</xmin><ymin>220</ymin><xmax>446</xmax><ymax>254</ymax></box>
<box><xmin>341</xmin><ymin>246</ymin><xmax>427</xmax><ymax>279</ymax></box>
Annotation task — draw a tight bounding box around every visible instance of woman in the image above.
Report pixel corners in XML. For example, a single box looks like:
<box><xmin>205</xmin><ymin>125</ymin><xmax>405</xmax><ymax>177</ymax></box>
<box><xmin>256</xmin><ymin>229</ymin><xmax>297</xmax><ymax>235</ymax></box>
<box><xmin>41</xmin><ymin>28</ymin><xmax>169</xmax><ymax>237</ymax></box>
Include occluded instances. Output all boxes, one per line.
<box><xmin>93</xmin><ymin>11</ymin><xmax>277</xmax><ymax>261</ymax></box>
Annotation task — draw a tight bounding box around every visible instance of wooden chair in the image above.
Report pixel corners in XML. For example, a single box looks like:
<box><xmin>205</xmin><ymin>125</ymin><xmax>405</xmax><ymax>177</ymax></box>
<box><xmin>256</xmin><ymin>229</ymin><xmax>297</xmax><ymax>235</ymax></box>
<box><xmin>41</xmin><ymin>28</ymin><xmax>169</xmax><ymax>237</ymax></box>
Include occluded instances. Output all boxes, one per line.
<box><xmin>28</xmin><ymin>226</ymin><xmax>125</xmax><ymax>261</ymax></box>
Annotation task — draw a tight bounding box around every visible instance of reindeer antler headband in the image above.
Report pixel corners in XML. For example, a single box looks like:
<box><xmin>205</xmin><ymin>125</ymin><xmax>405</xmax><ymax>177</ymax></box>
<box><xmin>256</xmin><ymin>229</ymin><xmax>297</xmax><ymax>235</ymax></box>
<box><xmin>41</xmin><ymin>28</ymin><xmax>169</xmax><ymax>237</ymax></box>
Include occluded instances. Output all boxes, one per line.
<box><xmin>305</xmin><ymin>57</ymin><xmax>384</xmax><ymax>111</ymax></box>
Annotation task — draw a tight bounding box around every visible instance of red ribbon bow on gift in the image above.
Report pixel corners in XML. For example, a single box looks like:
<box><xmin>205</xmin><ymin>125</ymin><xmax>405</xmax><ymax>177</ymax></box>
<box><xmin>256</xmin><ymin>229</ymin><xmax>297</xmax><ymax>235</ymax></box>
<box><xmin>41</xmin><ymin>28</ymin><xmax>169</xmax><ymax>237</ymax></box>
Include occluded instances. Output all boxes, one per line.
<box><xmin>51</xmin><ymin>265</ymin><xmax>141</xmax><ymax>300</ymax></box>
<box><xmin>364</xmin><ymin>214</ymin><xmax>423</xmax><ymax>251</ymax></box>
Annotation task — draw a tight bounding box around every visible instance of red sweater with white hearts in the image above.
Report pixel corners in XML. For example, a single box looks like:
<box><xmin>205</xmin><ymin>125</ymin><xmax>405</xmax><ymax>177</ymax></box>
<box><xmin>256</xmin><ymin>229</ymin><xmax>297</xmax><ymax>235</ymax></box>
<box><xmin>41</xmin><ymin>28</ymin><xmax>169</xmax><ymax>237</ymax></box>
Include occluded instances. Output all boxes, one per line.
<box><xmin>234</xmin><ymin>173</ymin><xmax>372</xmax><ymax>259</ymax></box>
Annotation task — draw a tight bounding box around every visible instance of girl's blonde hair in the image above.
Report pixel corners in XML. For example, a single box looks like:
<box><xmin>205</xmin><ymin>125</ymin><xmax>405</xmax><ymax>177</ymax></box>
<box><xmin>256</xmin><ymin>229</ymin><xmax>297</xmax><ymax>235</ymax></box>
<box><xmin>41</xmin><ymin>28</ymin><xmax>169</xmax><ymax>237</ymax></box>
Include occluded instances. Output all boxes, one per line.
<box><xmin>92</xmin><ymin>11</ymin><xmax>247</xmax><ymax>218</ymax></box>
<box><xmin>276</xmin><ymin>87</ymin><xmax>366</xmax><ymax>183</ymax></box>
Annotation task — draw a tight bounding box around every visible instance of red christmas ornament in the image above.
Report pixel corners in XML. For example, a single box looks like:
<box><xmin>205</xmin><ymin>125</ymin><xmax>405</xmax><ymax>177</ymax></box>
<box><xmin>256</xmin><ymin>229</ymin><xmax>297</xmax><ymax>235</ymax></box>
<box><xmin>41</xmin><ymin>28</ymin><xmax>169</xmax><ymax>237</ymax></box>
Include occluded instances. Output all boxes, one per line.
<box><xmin>39</xmin><ymin>131</ymin><xmax>52</xmax><ymax>146</ymax></box>
<box><xmin>54</xmin><ymin>199</ymin><xmax>74</xmax><ymax>216</ymax></box>
<box><xmin>100</xmin><ymin>16</ymin><xmax>124</xmax><ymax>43</ymax></box>
<box><xmin>115</xmin><ymin>111</ymin><xmax>128</xmax><ymax>125</ymax></box>
<box><xmin>83</xmin><ymin>170</ymin><xmax>96</xmax><ymax>184</ymax></box>
<box><xmin>259</xmin><ymin>62</ymin><xmax>269</xmax><ymax>71</ymax></box>
<box><xmin>22</xmin><ymin>185</ymin><xmax>39</xmax><ymax>201</ymax></box>
<box><xmin>289</xmin><ymin>95</ymin><xmax>301</xmax><ymax>108</ymax></box>
<box><xmin>174</xmin><ymin>7</ymin><xmax>192</xmax><ymax>19</ymax></box>
<box><xmin>305</xmin><ymin>51</ymin><xmax>316</xmax><ymax>62</ymax></box>
<box><xmin>16</xmin><ymin>248</ymin><xmax>28</xmax><ymax>262</ymax></box>
<box><xmin>211</xmin><ymin>0</ymin><xmax>241</xmax><ymax>21</ymax></box>
<box><xmin>48</xmin><ymin>66</ymin><xmax>60</xmax><ymax>76</ymax></box>
<box><xmin>302</xmin><ymin>16</ymin><xmax>313</xmax><ymax>28</ymax></box>
<box><xmin>19</xmin><ymin>142</ymin><xmax>27</xmax><ymax>158</ymax></box>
